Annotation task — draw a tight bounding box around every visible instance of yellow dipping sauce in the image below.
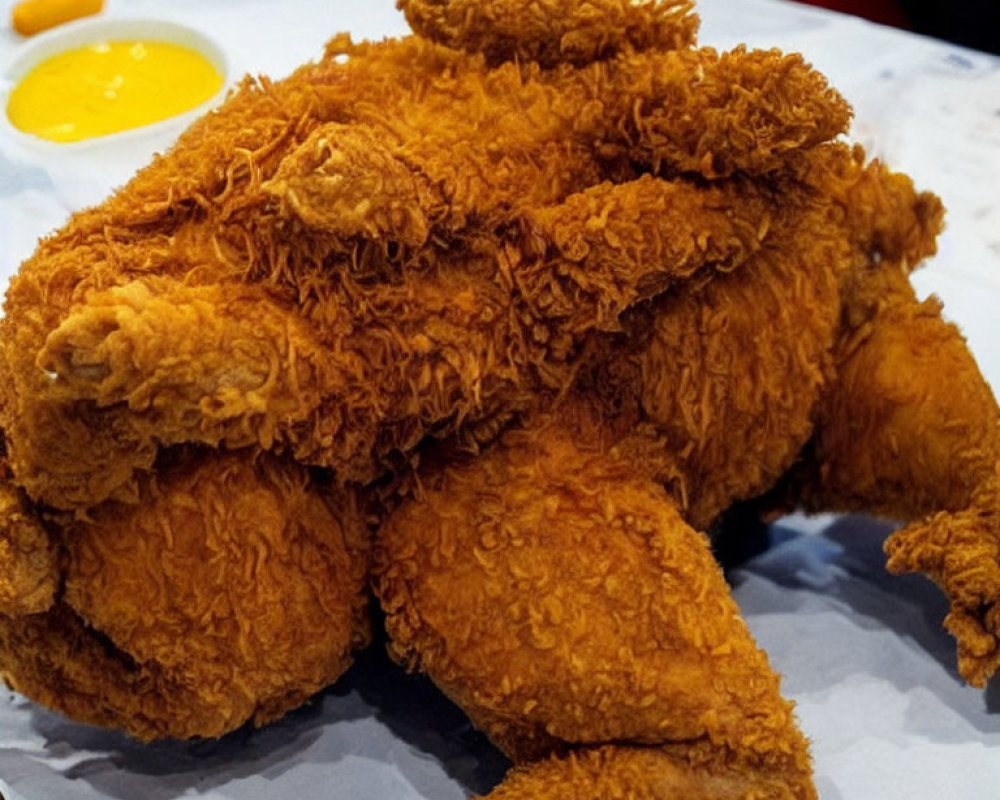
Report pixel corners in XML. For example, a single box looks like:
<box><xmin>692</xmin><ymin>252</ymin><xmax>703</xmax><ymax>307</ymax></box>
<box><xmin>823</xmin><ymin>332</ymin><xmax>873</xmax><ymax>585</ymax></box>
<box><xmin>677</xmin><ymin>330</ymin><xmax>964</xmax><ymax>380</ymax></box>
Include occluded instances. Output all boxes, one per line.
<box><xmin>6</xmin><ymin>39</ymin><xmax>224</xmax><ymax>143</ymax></box>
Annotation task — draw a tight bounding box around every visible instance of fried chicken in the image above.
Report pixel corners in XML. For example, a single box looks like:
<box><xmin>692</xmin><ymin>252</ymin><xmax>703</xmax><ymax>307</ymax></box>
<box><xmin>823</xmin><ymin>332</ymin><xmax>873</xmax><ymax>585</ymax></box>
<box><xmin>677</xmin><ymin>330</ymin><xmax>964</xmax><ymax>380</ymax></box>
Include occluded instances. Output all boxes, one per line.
<box><xmin>375</xmin><ymin>417</ymin><xmax>813</xmax><ymax>796</ymax></box>
<box><xmin>1</xmin><ymin>29</ymin><xmax>850</xmax><ymax>510</ymax></box>
<box><xmin>0</xmin><ymin>1</ymin><xmax>995</xmax><ymax>798</ymax></box>
<box><xmin>0</xmin><ymin>450</ymin><xmax>370</xmax><ymax>739</ymax></box>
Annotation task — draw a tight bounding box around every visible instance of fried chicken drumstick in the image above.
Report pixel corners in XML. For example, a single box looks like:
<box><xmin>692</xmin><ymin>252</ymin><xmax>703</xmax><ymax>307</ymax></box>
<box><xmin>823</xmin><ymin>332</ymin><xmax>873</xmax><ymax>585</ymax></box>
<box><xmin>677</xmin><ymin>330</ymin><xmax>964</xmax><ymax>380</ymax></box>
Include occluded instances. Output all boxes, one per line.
<box><xmin>0</xmin><ymin>1</ymin><xmax>995</xmax><ymax>798</ymax></box>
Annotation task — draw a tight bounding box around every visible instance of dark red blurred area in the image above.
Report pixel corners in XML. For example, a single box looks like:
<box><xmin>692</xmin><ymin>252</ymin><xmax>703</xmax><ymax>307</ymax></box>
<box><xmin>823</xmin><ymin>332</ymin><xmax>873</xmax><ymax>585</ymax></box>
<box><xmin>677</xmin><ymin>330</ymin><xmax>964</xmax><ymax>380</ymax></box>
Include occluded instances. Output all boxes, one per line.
<box><xmin>798</xmin><ymin>0</ymin><xmax>910</xmax><ymax>28</ymax></box>
<box><xmin>793</xmin><ymin>0</ymin><xmax>1000</xmax><ymax>54</ymax></box>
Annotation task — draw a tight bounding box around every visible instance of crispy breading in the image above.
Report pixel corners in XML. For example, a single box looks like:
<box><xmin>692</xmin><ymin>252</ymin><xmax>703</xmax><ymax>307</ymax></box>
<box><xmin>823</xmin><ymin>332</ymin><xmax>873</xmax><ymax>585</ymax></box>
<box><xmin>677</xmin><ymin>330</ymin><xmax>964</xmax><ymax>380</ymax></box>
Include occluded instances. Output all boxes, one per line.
<box><xmin>398</xmin><ymin>0</ymin><xmax>700</xmax><ymax>66</ymax></box>
<box><xmin>0</xmin><ymin>468</ymin><xmax>56</xmax><ymax>616</ymax></box>
<box><xmin>0</xmin><ymin>1</ymin><xmax>997</xmax><ymax>798</ymax></box>
<box><xmin>475</xmin><ymin>745</ymin><xmax>806</xmax><ymax>800</ymax></box>
<box><xmin>375</xmin><ymin>420</ymin><xmax>813</xmax><ymax>795</ymax></box>
<box><xmin>0</xmin><ymin>450</ymin><xmax>370</xmax><ymax>739</ymax></box>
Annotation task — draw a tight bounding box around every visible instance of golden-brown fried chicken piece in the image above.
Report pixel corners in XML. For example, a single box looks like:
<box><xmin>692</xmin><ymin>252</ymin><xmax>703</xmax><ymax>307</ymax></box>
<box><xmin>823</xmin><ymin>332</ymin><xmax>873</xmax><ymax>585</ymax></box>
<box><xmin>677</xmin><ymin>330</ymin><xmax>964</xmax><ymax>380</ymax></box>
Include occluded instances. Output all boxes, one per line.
<box><xmin>370</xmin><ymin>161</ymin><xmax>941</xmax><ymax>797</ymax></box>
<box><xmin>0</xmin><ymin>469</ymin><xmax>57</xmax><ymax>617</ymax></box>
<box><xmin>474</xmin><ymin>745</ymin><xmax>805</xmax><ymax>800</ymax></box>
<box><xmin>791</xmin><ymin>264</ymin><xmax>1000</xmax><ymax>687</ymax></box>
<box><xmin>398</xmin><ymin>0</ymin><xmax>700</xmax><ymax>66</ymax></box>
<box><xmin>0</xmin><ymin>450</ymin><xmax>370</xmax><ymax>739</ymax></box>
<box><xmin>375</xmin><ymin>417</ymin><xmax>814</xmax><ymax>797</ymax></box>
<box><xmin>0</xmin><ymin>31</ymin><xmax>850</xmax><ymax>512</ymax></box>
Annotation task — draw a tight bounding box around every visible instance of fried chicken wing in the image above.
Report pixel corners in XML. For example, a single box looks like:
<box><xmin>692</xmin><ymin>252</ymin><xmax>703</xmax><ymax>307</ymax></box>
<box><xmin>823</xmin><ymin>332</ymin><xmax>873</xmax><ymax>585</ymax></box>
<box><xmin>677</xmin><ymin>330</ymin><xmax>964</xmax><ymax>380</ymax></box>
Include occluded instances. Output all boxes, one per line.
<box><xmin>790</xmin><ymin>264</ymin><xmax>1000</xmax><ymax>687</ymax></box>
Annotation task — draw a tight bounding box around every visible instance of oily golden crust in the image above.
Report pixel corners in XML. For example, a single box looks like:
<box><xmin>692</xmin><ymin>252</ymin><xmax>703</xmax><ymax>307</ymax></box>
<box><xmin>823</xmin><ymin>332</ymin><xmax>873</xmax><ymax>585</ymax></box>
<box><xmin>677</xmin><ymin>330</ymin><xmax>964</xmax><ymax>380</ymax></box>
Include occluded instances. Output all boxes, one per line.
<box><xmin>804</xmin><ymin>280</ymin><xmax>998</xmax><ymax>520</ymax></box>
<box><xmin>574</xmin><ymin>149</ymin><xmax>942</xmax><ymax>529</ymax></box>
<box><xmin>0</xmin><ymin>470</ymin><xmax>57</xmax><ymax>616</ymax></box>
<box><xmin>605</xmin><ymin>47</ymin><xmax>851</xmax><ymax>179</ymax></box>
<box><xmin>375</xmin><ymin>422</ymin><xmax>811</xmax><ymax>787</ymax></box>
<box><xmin>2</xmin><ymin>37</ymin><xmax>851</xmax><ymax>499</ymax></box>
<box><xmin>598</xmin><ymin>199</ymin><xmax>843</xmax><ymax>528</ymax></box>
<box><xmin>15</xmin><ymin>37</ymin><xmax>847</xmax><ymax>296</ymax></box>
<box><xmin>478</xmin><ymin>745</ymin><xmax>808</xmax><ymax>800</ymax></box>
<box><xmin>790</xmin><ymin>266</ymin><xmax>1000</xmax><ymax>688</ymax></box>
<box><xmin>6</xmin><ymin>170</ymin><xmax>784</xmax><ymax>510</ymax></box>
<box><xmin>0</xmin><ymin>450</ymin><xmax>370</xmax><ymax>740</ymax></box>
<box><xmin>798</xmin><ymin>143</ymin><xmax>944</xmax><ymax>276</ymax></box>
<box><xmin>0</xmin><ymin>1</ymin><xmax>996</xmax><ymax>796</ymax></box>
<box><xmin>15</xmin><ymin>281</ymin><xmax>341</xmax><ymax>509</ymax></box>
<box><xmin>399</xmin><ymin>0</ymin><xmax>699</xmax><ymax>67</ymax></box>
<box><xmin>0</xmin><ymin>603</ymin><xmax>220</xmax><ymax>738</ymax></box>
<box><xmin>885</xmin><ymin>491</ymin><xmax>1000</xmax><ymax>688</ymax></box>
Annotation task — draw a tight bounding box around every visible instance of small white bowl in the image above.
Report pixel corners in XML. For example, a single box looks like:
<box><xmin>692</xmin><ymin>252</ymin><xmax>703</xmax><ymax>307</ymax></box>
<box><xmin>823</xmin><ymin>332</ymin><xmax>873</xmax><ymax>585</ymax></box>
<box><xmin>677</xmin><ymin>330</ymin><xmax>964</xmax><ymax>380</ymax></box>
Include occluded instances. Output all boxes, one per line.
<box><xmin>0</xmin><ymin>16</ymin><xmax>230</xmax><ymax>151</ymax></box>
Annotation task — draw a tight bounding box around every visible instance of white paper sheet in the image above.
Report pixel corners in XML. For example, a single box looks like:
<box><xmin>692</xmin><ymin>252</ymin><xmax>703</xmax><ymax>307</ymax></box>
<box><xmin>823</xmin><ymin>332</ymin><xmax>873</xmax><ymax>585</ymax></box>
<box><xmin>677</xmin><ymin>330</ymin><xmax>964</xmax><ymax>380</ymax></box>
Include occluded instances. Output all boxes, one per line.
<box><xmin>1</xmin><ymin>1</ymin><xmax>999</xmax><ymax>797</ymax></box>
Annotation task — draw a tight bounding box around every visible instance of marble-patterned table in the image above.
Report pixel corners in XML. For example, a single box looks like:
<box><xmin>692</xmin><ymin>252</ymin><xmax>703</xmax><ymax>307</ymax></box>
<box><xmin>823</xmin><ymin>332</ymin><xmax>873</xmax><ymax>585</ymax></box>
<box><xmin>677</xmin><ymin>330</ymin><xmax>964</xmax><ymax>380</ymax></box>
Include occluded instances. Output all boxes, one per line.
<box><xmin>0</xmin><ymin>1</ymin><xmax>998</xmax><ymax>798</ymax></box>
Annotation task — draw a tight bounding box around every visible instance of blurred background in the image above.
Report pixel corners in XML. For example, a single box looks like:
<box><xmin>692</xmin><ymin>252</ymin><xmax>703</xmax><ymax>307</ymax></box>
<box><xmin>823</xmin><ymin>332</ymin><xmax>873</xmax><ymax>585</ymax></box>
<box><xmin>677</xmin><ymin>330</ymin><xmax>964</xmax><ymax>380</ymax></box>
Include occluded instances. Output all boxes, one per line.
<box><xmin>795</xmin><ymin>0</ymin><xmax>1000</xmax><ymax>53</ymax></box>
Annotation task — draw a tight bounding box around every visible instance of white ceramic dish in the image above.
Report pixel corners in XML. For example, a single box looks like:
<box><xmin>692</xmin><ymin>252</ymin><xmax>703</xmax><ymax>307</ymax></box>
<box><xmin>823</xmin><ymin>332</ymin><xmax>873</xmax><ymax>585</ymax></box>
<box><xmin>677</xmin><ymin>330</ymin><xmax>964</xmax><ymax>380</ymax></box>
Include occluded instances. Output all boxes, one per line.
<box><xmin>0</xmin><ymin>16</ymin><xmax>230</xmax><ymax>151</ymax></box>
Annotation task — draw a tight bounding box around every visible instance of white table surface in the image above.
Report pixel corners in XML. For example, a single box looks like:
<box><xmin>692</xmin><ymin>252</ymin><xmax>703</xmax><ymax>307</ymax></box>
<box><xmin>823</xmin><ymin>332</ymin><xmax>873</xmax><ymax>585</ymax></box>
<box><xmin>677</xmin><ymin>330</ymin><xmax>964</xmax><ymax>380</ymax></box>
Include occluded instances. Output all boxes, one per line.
<box><xmin>0</xmin><ymin>1</ymin><xmax>999</xmax><ymax>798</ymax></box>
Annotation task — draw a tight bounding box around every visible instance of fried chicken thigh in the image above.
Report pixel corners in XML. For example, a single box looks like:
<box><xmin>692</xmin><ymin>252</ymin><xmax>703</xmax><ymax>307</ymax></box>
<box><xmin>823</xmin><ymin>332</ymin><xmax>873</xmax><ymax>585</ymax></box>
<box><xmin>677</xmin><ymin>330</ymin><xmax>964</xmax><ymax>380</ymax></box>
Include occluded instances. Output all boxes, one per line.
<box><xmin>0</xmin><ymin>1</ymin><xmax>995</xmax><ymax>798</ymax></box>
